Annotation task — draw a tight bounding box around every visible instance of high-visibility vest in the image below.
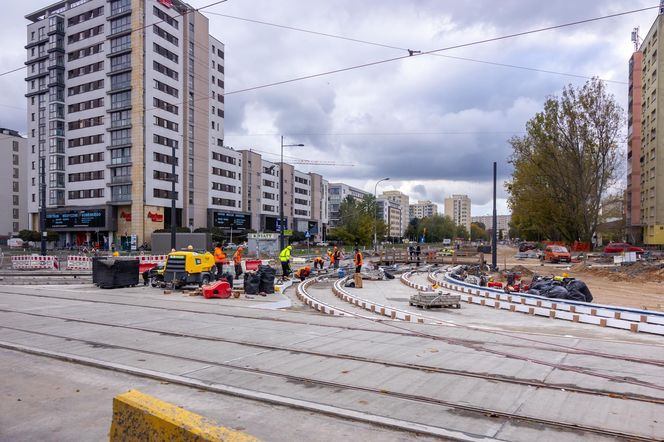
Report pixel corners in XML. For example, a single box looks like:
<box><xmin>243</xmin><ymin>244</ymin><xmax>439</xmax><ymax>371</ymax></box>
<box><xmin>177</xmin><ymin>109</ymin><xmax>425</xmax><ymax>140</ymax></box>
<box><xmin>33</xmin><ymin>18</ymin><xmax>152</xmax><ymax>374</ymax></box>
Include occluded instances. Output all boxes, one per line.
<box><xmin>314</xmin><ymin>256</ymin><xmax>323</xmax><ymax>264</ymax></box>
<box><xmin>354</xmin><ymin>251</ymin><xmax>363</xmax><ymax>267</ymax></box>
<box><xmin>233</xmin><ymin>248</ymin><xmax>243</xmax><ymax>264</ymax></box>
<box><xmin>213</xmin><ymin>247</ymin><xmax>226</xmax><ymax>263</ymax></box>
<box><xmin>279</xmin><ymin>246</ymin><xmax>292</xmax><ymax>262</ymax></box>
<box><xmin>327</xmin><ymin>251</ymin><xmax>334</xmax><ymax>263</ymax></box>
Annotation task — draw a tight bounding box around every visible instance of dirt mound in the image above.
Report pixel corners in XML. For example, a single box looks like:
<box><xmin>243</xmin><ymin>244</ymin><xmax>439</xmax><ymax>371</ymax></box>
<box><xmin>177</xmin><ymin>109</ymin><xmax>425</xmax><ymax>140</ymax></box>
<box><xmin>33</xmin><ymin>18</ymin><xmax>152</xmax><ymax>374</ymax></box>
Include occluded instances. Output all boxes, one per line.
<box><xmin>572</xmin><ymin>261</ymin><xmax>664</xmax><ymax>283</ymax></box>
<box><xmin>508</xmin><ymin>265</ymin><xmax>534</xmax><ymax>277</ymax></box>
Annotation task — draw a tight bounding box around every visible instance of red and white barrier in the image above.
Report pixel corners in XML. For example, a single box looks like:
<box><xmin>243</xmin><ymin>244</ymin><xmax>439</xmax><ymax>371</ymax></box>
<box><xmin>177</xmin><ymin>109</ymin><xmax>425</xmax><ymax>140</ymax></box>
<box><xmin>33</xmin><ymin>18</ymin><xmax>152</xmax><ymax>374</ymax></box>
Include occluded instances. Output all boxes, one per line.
<box><xmin>135</xmin><ymin>255</ymin><xmax>168</xmax><ymax>265</ymax></box>
<box><xmin>11</xmin><ymin>255</ymin><xmax>59</xmax><ymax>270</ymax></box>
<box><xmin>66</xmin><ymin>255</ymin><xmax>92</xmax><ymax>270</ymax></box>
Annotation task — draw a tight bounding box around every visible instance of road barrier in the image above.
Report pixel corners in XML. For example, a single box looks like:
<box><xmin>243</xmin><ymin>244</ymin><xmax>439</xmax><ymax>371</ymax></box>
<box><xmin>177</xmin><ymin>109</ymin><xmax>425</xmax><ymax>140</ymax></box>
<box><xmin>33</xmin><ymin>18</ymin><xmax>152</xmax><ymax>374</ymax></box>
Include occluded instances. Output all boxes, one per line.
<box><xmin>11</xmin><ymin>255</ymin><xmax>59</xmax><ymax>270</ymax></box>
<box><xmin>65</xmin><ymin>255</ymin><xmax>92</xmax><ymax>270</ymax></box>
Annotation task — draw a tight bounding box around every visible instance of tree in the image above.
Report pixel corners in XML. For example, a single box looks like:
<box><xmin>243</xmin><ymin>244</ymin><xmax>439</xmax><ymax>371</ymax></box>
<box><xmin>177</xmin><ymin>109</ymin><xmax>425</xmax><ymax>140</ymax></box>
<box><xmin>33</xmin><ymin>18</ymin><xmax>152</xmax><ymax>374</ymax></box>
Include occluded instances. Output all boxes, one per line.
<box><xmin>470</xmin><ymin>222</ymin><xmax>489</xmax><ymax>241</ymax></box>
<box><xmin>455</xmin><ymin>224</ymin><xmax>469</xmax><ymax>240</ymax></box>
<box><xmin>331</xmin><ymin>195</ymin><xmax>386</xmax><ymax>246</ymax></box>
<box><xmin>507</xmin><ymin>78</ymin><xmax>623</xmax><ymax>243</ymax></box>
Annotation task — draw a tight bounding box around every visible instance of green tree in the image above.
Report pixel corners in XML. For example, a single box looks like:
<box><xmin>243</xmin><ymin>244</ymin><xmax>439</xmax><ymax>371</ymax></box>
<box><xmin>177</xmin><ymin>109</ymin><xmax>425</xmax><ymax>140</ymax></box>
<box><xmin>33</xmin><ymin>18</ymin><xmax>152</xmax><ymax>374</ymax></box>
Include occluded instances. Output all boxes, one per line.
<box><xmin>455</xmin><ymin>224</ymin><xmax>469</xmax><ymax>240</ymax></box>
<box><xmin>333</xmin><ymin>195</ymin><xmax>386</xmax><ymax>246</ymax></box>
<box><xmin>507</xmin><ymin>78</ymin><xmax>622</xmax><ymax>242</ymax></box>
<box><xmin>470</xmin><ymin>222</ymin><xmax>489</xmax><ymax>241</ymax></box>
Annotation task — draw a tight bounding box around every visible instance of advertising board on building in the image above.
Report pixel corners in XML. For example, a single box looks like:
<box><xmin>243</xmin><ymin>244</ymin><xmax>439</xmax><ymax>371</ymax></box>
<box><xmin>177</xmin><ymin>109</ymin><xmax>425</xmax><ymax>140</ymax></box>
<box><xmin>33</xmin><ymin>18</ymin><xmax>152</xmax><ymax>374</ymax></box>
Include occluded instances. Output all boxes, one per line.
<box><xmin>45</xmin><ymin>209</ymin><xmax>106</xmax><ymax>229</ymax></box>
<box><xmin>213</xmin><ymin>211</ymin><xmax>251</xmax><ymax>229</ymax></box>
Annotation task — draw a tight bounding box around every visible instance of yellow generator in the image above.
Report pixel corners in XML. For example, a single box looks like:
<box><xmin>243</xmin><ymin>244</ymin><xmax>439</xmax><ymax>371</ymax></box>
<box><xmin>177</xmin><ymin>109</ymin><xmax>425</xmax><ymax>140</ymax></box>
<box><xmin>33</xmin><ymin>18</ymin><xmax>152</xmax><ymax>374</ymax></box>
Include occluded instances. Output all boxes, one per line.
<box><xmin>163</xmin><ymin>250</ymin><xmax>215</xmax><ymax>288</ymax></box>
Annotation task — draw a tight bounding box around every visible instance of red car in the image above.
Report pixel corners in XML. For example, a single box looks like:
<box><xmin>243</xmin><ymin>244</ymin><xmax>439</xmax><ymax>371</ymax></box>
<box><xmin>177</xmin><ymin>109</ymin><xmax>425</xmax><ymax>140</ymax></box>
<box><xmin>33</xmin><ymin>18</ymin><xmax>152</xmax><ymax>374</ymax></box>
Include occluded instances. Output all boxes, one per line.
<box><xmin>603</xmin><ymin>242</ymin><xmax>644</xmax><ymax>254</ymax></box>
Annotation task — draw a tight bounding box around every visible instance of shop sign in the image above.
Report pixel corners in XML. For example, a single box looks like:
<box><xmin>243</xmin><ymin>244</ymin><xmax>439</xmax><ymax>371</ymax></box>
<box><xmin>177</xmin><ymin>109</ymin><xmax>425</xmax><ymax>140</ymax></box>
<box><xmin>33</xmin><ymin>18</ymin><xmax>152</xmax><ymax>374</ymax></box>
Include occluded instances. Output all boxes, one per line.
<box><xmin>45</xmin><ymin>209</ymin><xmax>106</xmax><ymax>229</ymax></box>
<box><xmin>120</xmin><ymin>211</ymin><xmax>132</xmax><ymax>222</ymax></box>
<box><xmin>147</xmin><ymin>211</ymin><xmax>164</xmax><ymax>222</ymax></box>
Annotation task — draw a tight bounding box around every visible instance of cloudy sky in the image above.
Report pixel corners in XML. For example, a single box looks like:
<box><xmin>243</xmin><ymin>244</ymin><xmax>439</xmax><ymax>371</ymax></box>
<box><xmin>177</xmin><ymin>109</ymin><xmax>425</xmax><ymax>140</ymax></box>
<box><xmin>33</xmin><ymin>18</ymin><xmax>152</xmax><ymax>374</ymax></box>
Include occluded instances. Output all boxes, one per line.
<box><xmin>0</xmin><ymin>1</ymin><xmax>658</xmax><ymax>216</ymax></box>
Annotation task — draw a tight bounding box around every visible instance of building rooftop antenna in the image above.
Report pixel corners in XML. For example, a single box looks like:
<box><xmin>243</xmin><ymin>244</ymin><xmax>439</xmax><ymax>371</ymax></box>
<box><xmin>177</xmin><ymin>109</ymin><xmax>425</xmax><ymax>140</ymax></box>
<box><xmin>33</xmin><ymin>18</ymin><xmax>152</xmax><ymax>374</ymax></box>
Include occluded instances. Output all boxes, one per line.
<box><xmin>631</xmin><ymin>27</ymin><xmax>641</xmax><ymax>52</ymax></box>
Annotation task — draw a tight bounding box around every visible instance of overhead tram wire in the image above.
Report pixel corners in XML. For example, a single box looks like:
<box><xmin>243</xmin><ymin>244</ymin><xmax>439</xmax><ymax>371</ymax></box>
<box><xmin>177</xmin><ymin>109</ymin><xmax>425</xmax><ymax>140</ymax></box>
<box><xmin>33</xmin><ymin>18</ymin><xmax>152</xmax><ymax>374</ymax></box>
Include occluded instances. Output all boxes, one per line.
<box><xmin>0</xmin><ymin>0</ymin><xmax>229</xmax><ymax>79</ymax></box>
<box><xmin>224</xmin><ymin>5</ymin><xmax>658</xmax><ymax>96</ymax></box>
<box><xmin>206</xmin><ymin>12</ymin><xmax>628</xmax><ymax>85</ymax></box>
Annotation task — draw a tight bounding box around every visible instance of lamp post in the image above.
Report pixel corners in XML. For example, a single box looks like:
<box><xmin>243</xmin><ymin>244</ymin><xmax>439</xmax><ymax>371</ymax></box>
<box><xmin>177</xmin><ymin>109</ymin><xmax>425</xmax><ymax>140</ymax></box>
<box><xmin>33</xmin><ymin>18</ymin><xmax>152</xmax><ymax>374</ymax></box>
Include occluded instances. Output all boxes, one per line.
<box><xmin>170</xmin><ymin>141</ymin><xmax>177</xmax><ymax>250</ymax></box>
<box><xmin>373</xmin><ymin>177</ymin><xmax>390</xmax><ymax>252</ymax></box>
<box><xmin>279</xmin><ymin>136</ymin><xmax>304</xmax><ymax>251</ymax></box>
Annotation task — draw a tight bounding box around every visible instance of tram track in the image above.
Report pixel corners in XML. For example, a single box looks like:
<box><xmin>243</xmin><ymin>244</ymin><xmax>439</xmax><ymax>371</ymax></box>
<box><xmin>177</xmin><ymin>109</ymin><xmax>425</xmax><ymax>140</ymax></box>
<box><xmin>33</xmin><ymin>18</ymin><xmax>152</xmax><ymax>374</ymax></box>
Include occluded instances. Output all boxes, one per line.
<box><xmin>0</xmin><ymin>323</ymin><xmax>658</xmax><ymax>442</ymax></box>
<box><xmin>1</xmin><ymin>307</ymin><xmax>662</xmax><ymax>405</ymax></box>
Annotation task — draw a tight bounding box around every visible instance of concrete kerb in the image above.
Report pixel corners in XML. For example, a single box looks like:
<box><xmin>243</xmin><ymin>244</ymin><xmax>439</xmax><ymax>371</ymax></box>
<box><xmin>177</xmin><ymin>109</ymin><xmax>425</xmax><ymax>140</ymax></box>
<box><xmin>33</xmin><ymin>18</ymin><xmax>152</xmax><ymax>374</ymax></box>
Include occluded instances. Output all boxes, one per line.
<box><xmin>331</xmin><ymin>276</ymin><xmax>447</xmax><ymax>325</ymax></box>
<box><xmin>296</xmin><ymin>276</ymin><xmax>363</xmax><ymax>317</ymax></box>
<box><xmin>426</xmin><ymin>270</ymin><xmax>664</xmax><ymax>336</ymax></box>
<box><xmin>110</xmin><ymin>389</ymin><xmax>259</xmax><ymax>441</ymax></box>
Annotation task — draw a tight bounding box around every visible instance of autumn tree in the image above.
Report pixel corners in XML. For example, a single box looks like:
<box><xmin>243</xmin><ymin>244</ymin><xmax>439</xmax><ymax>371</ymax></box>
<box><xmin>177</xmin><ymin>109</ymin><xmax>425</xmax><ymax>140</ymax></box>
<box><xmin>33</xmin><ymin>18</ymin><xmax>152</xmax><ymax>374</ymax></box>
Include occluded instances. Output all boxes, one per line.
<box><xmin>328</xmin><ymin>195</ymin><xmax>386</xmax><ymax>246</ymax></box>
<box><xmin>507</xmin><ymin>78</ymin><xmax>623</xmax><ymax>243</ymax></box>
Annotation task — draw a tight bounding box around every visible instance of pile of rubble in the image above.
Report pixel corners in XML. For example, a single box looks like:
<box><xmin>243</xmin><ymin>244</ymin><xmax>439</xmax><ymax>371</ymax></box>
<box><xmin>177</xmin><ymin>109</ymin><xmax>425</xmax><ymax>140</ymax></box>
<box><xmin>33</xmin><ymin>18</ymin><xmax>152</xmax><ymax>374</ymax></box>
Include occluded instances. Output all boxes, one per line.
<box><xmin>571</xmin><ymin>261</ymin><xmax>664</xmax><ymax>283</ymax></box>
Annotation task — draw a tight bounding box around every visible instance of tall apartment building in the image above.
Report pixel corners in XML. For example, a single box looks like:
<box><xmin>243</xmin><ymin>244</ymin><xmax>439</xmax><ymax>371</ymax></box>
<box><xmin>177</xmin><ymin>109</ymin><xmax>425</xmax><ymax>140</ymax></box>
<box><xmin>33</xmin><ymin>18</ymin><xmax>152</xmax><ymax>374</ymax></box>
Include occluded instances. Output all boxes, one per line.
<box><xmin>471</xmin><ymin>214</ymin><xmax>511</xmax><ymax>238</ymax></box>
<box><xmin>626</xmin><ymin>33</ymin><xmax>643</xmax><ymax>244</ymax></box>
<box><xmin>0</xmin><ymin>129</ymin><xmax>28</xmax><ymax>237</ymax></box>
<box><xmin>25</xmin><ymin>0</ymin><xmax>226</xmax><ymax>247</ymax></box>
<box><xmin>327</xmin><ymin>183</ymin><xmax>369</xmax><ymax>227</ymax></box>
<box><xmin>381</xmin><ymin>190</ymin><xmax>408</xmax><ymax>238</ymax></box>
<box><xmin>444</xmin><ymin>194</ymin><xmax>471</xmax><ymax>233</ymax></box>
<box><xmin>640</xmin><ymin>13</ymin><xmax>664</xmax><ymax>244</ymax></box>
<box><xmin>409</xmin><ymin>200</ymin><xmax>437</xmax><ymax>220</ymax></box>
<box><xmin>240</xmin><ymin>149</ymin><xmax>328</xmax><ymax>240</ymax></box>
<box><xmin>376</xmin><ymin>198</ymin><xmax>402</xmax><ymax>239</ymax></box>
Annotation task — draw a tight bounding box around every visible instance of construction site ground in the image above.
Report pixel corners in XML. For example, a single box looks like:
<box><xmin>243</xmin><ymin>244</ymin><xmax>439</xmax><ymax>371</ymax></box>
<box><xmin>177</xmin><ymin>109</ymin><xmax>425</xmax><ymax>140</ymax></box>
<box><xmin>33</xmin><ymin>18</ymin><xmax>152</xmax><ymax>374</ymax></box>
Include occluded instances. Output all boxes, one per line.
<box><xmin>495</xmin><ymin>245</ymin><xmax>664</xmax><ymax>311</ymax></box>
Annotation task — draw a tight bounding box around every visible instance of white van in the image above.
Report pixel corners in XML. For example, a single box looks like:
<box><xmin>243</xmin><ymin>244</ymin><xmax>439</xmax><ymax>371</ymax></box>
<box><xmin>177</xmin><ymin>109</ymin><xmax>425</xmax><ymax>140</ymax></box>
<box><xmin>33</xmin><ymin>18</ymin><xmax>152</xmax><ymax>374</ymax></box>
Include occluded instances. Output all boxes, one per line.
<box><xmin>7</xmin><ymin>238</ymin><xmax>24</xmax><ymax>248</ymax></box>
<box><xmin>442</xmin><ymin>238</ymin><xmax>452</xmax><ymax>246</ymax></box>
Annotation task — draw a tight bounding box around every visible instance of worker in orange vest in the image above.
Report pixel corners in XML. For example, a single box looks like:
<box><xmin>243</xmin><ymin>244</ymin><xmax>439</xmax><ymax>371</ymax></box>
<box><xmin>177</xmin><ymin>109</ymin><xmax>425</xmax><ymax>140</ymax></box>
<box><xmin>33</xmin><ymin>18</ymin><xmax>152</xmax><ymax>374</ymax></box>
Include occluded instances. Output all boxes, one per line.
<box><xmin>333</xmin><ymin>246</ymin><xmax>342</xmax><ymax>269</ymax></box>
<box><xmin>213</xmin><ymin>243</ymin><xmax>226</xmax><ymax>280</ymax></box>
<box><xmin>313</xmin><ymin>256</ymin><xmax>324</xmax><ymax>271</ymax></box>
<box><xmin>354</xmin><ymin>248</ymin><xmax>363</xmax><ymax>274</ymax></box>
<box><xmin>326</xmin><ymin>249</ymin><xmax>334</xmax><ymax>268</ymax></box>
<box><xmin>294</xmin><ymin>266</ymin><xmax>311</xmax><ymax>281</ymax></box>
<box><xmin>233</xmin><ymin>246</ymin><xmax>244</xmax><ymax>277</ymax></box>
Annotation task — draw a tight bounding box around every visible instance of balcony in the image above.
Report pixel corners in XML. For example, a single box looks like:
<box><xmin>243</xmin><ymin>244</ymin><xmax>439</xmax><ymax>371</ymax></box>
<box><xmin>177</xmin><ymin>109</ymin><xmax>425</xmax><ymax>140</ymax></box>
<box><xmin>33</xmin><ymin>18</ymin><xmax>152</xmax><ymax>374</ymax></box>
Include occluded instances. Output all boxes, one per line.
<box><xmin>109</xmin><ymin>175</ymin><xmax>132</xmax><ymax>185</ymax></box>
<box><xmin>110</xmin><ymin>193</ymin><xmax>132</xmax><ymax>202</ymax></box>
<box><xmin>108</xmin><ymin>157</ymin><xmax>132</xmax><ymax>167</ymax></box>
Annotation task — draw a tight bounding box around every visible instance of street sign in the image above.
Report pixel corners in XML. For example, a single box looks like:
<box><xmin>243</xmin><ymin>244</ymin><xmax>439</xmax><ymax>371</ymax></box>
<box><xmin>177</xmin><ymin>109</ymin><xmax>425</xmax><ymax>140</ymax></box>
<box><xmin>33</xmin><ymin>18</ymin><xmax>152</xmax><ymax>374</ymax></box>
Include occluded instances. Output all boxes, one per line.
<box><xmin>305</xmin><ymin>231</ymin><xmax>310</xmax><ymax>238</ymax></box>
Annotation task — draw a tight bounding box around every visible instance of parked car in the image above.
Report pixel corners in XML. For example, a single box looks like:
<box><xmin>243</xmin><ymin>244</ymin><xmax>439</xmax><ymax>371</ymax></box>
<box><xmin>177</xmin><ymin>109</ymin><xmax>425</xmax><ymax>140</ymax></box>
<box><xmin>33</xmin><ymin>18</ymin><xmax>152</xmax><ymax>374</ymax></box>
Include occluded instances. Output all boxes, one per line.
<box><xmin>316</xmin><ymin>241</ymin><xmax>329</xmax><ymax>246</ymax></box>
<box><xmin>604</xmin><ymin>242</ymin><xmax>644</xmax><ymax>254</ymax></box>
<box><xmin>543</xmin><ymin>245</ymin><xmax>571</xmax><ymax>263</ymax></box>
<box><xmin>7</xmin><ymin>238</ymin><xmax>24</xmax><ymax>248</ymax></box>
<box><xmin>518</xmin><ymin>242</ymin><xmax>536</xmax><ymax>252</ymax></box>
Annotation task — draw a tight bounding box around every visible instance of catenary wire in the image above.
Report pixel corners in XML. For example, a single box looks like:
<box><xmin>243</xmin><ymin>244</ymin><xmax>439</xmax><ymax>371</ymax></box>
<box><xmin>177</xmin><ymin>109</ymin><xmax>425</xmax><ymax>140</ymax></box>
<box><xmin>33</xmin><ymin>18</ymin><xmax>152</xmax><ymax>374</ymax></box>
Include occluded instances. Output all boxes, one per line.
<box><xmin>206</xmin><ymin>12</ymin><xmax>627</xmax><ymax>85</ymax></box>
<box><xmin>224</xmin><ymin>5</ymin><xmax>658</xmax><ymax>95</ymax></box>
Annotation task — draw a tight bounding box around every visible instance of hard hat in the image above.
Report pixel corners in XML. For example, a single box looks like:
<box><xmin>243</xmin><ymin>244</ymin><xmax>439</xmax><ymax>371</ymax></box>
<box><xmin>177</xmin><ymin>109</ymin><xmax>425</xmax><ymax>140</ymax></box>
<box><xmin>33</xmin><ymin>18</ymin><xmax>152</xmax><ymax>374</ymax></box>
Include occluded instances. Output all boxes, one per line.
<box><xmin>170</xmin><ymin>248</ymin><xmax>176</xmax><ymax>253</ymax></box>
<box><xmin>562</xmin><ymin>272</ymin><xmax>569</xmax><ymax>278</ymax></box>
<box><xmin>187</xmin><ymin>245</ymin><xmax>193</xmax><ymax>250</ymax></box>
<box><xmin>112</xmin><ymin>251</ymin><xmax>119</xmax><ymax>257</ymax></box>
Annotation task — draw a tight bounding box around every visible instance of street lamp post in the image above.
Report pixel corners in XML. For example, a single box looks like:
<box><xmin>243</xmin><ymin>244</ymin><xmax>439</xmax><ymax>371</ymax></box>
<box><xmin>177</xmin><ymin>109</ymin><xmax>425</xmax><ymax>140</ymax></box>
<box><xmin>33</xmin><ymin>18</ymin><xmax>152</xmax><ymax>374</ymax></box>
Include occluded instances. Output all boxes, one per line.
<box><xmin>279</xmin><ymin>136</ymin><xmax>304</xmax><ymax>251</ymax></box>
<box><xmin>170</xmin><ymin>142</ymin><xmax>177</xmax><ymax>250</ymax></box>
<box><xmin>373</xmin><ymin>177</ymin><xmax>390</xmax><ymax>252</ymax></box>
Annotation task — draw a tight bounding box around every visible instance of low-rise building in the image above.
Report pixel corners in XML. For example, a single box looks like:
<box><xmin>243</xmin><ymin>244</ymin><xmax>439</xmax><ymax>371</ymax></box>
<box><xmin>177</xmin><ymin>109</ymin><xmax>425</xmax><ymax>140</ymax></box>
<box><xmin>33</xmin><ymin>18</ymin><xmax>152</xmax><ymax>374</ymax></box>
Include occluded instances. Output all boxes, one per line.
<box><xmin>409</xmin><ymin>200</ymin><xmax>438</xmax><ymax>219</ymax></box>
<box><xmin>0</xmin><ymin>129</ymin><xmax>27</xmax><ymax>238</ymax></box>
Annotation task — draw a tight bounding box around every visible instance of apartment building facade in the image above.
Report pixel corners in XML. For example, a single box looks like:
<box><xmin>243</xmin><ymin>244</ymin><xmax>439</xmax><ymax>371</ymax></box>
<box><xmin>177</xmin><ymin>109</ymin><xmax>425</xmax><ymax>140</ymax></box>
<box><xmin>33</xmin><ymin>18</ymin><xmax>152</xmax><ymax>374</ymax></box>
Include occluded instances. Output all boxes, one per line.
<box><xmin>376</xmin><ymin>198</ymin><xmax>402</xmax><ymax>239</ymax></box>
<box><xmin>444</xmin><ymin>194</ymin><xmax>471</xmax><ymax>233</ymax></box>
<box><xmin>327</xmin><ymin>183</ymin><xmax>369</xmax><ymax>228</ymax></box>
<box><xmin>0</xmin><ymin>129</ymin><xmax>28</xmax><ymax>237</ymax></box>
<box><xmin>25</xmin><ymin>0</ymin><xmax>225</xmax><ymax>247</ymax></box>
<box><xmin>471</xmin><ymin>214</ymin><xmax>511</xmax><ymax>238</ymax></box>
<box><xmin>626</xmin><ymin>49</ymin><xmax>643</xmax><ymax>244</ymax></box>
<box><xmin>409</xmin><ymin>200</ymin><xmax>437</xmax><ymax>220</ymax></box>
<box><xmin>381</xmin><ymin>190</ymin><xmax>408</xmax><ymax>238</ymax></box>
<box><xmin>638</xmin><ymin>14</ymin><xmax>664</xmax><ymax>244</ymax></box>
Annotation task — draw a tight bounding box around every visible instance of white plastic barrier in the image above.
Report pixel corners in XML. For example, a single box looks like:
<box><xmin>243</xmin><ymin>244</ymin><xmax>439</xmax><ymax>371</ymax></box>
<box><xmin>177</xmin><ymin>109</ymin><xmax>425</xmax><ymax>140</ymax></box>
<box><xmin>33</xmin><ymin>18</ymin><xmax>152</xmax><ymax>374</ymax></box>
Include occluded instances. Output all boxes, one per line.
<box><xmin>66</xmin><ymin>255</ymin><xmax>92</xmax><ymax>270</ymax></box>
<box><xmin>135</xmin><ymin>255</ymin><xmax>168</xmax><ymax>266</ymax></box>
<box><xmin>11</xmin><ymin>255</ymin><xmax>59</xmax><ymax>270</ymax></box>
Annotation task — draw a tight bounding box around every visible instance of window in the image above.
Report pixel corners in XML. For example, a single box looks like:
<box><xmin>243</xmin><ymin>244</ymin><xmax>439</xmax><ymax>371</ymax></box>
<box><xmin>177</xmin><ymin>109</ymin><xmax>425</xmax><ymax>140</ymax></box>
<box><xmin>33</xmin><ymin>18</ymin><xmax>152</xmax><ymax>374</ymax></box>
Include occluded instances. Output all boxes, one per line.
<box><xmin>68</xmin><ymin>97</ymin><xmax>104</xmax><ymax>113</ymax></box>
<box><xmin>110</xmin><ymin>91</ymin><xmax>131</xmax><ymax>109</ymax></box>
<box><xmin>68</xmin><ymin>152</ymin><xmax>104</xmax><ymax>165</ymax></box>
<box><xmin>212</xmin><ymin>152</ymin><xmax>236</xmax><ymax>164</ymax></box>
<box><xmin>68</xmin><ymin>188</ymin><xmax>104</xmax><ymax>199</ymax></box>
<box><xmin>212</xmin><ymin>197</ymin><xmax>236</xmax><ymax>207</ymax></box>
<box><xmin>153</xmin><ymin>188</ymin><xmax>177</xmax><ymax>199</ymax></box>
<box><xmin>110</xmin><ymin>110</ymin><xmax>131</xmax><ymax>128</ymax></box>
<box><xmin>295</xmin><ymin>187</ymin><xmax>308</xmax><ymax>195</ymax></box>
<box><xmin>68</xmin><ymin>134</ymin><xmax>103</xmax><ymax>148</ymax></box>
<box><xmin>13</xmin><ymin>209</ymin><xmax>19</xmax><ymax>219</ymax></box>
<box><xmin>153</xmin><ymin>97</ymin><xmax>178</xmax><ymax>115</ymax></box>
<box><xmin>263</xmin><ymin>192</ymin><xmax>275</xmax><ymax>200</ymax></box>
<box><xmin>153</xmin><ymin>43</ymin><xmax>178</xmax><ymax>63</ymax></box>
<box><xmin>262</xmin><ymin>204</ymin><xmax>275</xmax><ymax>212</ymax></box>
<box><xmin>153</xmin><ymin>6</ymin><xmax>179</xmax><ymax>29</ymax></box>
<box><xmin>68</xmin><ymin>61</ymin><xmax>104</xmax><ymax>79</ymax></box>
<box><xmin>67</xmin><ymin>42</ymin><xmax>103</xmax><ymax>62</ymax></box>
<box><xmin>110</xmin><ymin>35</ymin><xmax>131</xmax><ymax>54</ymax></box>
<box><xmin>154</xmin><ymin>152</ymin><xmax>178</xmax><ymax>165</ymax></box>
<box><xmin>154</xmin><ymin>79</ymin><xmax>178</xmax><ymax>97</ymax></box>
<box><xmin>153</xmin><ymin>170</ymin><xmax>178</xmax><ymax>182</ymax></box>
<box><xmin>13</xmin><ymin>181</ymin><xmax>19</xmax><ymax>192</ymax></box>
<box><xmin>68</xmin><ymin>170</ymin><xmax>104</xmax><ymax>182</ymax></box>
<box><xmin>68</xmin><ymin>79</ymin><xmax>104</xmax><ymax>96</ymax></box>
<box><xmin>154</xmin><ymin>116</ymin><xmax>178</xmax><ymax>131</ymax></box>
<box><xmin>211</xmin><ymin>182</ymin><xmax>236</xmax><ymax>192</ymax></box>
<box><xmin>110</xmin><ymin>15</ymin><xmax>131</xmax><ymax>35</ymax></box>
<box><xmin>110</xmin><ymin>53</ymin><xmax>131</xmax><ymax>72</ymax></box>
<box><xmin>110</xmin><ymin>0</ymin><xmax>131</xmax><ymax>16</ymax></box>
<box><xmin>153</xmin><ymin>61</ymin><xmax>178</xmax><ymax>80</ymax></box>
<box><xmin>68</xmin><ymin>25</ymin><xmax>104</xmax><ymax>44</ymax></box>
<box><xmin>12</xmin><ymin>141</ymin><xmax>19</xmax><ymax>152</ymax></box>
<box><xmin>13</xmin><ymin>154</ymin><xmax>19</xmax><ymax>165</ymax></box>
<box><xmin>68</xmin><ymin>116</ymin><xmax>103</xmax><ymax>130</ymax></box>
<box><xmin>110</xmin><ymin>129</ymin><xmax>131</xmax><ymax>146</ymax></box>
<box><xmin>295</xmin><ymin>198</ymin><xmax>308</xmax><ymax>205</ymax></box>
<box><xmin>111</xmin><ymin>185</ymin><xmax>131</xmax><ymax>201</ymax></box>
<box><xmin>212</xmin><ymin>167</ymin><xmax>236</xmax><ymax>179</ymax></box>
<box><xmin>153</xmin><ymin>134</ymin><xmax>178</xmax><ymax>148</ymax></box>
<box><xmin>153</xmin><ymin>25</ymin><xmax>178</xmax><ymax>46</ymax></box>
<box><xmin>13</xmin><ymin>168</ymin><xmax>19</xmax><ymax>179</ymax></box>
<box><xmin>13</xmin><ymin>195</ymin><xmax>19</xmax><ymax>205</ymax></box>
<box><xmin>67</xmin><ymin>6</ymin><xmax>104</xmax><ymax>26</ymax></box>
<box><xmin>110</xmin><ymin>72</ymin><xmax>131</xmax><ymax>90</ymax></box>
<box><xmin>295</xmin><ymin>176</ymin><xmax>309</xmax><ymax>185</ymax></box>
<box><xmin>110</xmin><ymin>148</ymin><xmax>131</xmax><ymax>165</ymax></box>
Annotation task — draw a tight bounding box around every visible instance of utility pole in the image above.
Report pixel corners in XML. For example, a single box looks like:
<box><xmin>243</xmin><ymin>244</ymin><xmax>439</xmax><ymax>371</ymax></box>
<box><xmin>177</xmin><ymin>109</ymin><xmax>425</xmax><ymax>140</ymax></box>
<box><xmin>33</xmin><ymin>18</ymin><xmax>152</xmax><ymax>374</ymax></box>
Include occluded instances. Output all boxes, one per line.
<box><xmin>491</xmin><ymin>162</ymin><xmax>498</xmax><ymax>271</ymax></box>
<box><xmin>39</xmin><ymin>154</ymin><xmax>46</xmax><ymax>256</ymax></box>
<box><xmin>279</xmin><ymin>136</ymin><xmax>304</xmax><ymax>251</ymax></box>
<box><xmin>170</xmin><ymin>142</ymin><xmax>176</xmax><ymax>250</ymax></box>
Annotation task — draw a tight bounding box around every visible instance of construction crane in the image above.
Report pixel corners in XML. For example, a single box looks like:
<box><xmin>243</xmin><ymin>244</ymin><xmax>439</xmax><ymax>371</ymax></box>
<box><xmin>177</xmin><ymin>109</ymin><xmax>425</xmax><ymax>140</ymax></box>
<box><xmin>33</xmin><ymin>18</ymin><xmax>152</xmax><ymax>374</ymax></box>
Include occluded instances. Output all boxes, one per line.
<box><xmin>287</xmin><ymin>159</ymin><xmax>355</xmax><ymax>166</ymax></box>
